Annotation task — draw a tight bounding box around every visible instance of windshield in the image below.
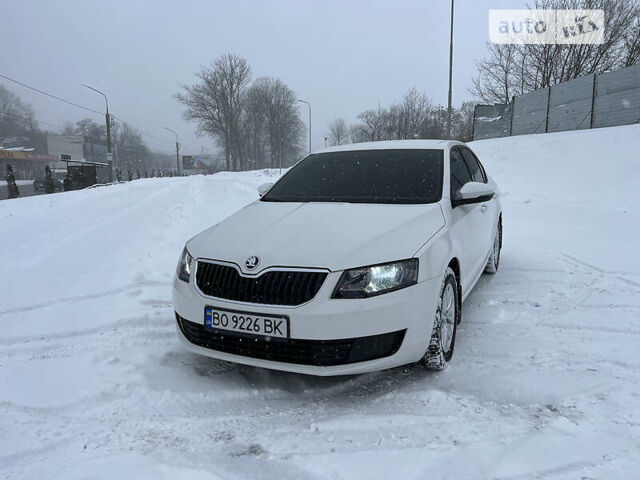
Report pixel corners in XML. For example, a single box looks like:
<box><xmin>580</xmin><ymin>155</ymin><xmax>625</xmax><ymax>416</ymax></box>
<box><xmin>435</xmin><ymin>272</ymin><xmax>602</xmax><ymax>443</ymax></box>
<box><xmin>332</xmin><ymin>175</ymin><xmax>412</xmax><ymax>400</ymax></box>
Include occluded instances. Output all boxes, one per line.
<box><xmin>262</xmin><ymin>149</ymin><xmax>443</xmax><ymax>204</ymax></box>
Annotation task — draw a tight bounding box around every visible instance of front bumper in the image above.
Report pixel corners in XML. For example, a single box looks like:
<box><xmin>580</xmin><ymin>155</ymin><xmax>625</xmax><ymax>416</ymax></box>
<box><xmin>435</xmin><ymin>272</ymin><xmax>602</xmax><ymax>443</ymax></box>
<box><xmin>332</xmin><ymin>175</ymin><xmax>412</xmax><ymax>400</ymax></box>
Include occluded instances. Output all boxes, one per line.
<box><xmin>172</xmin><ymin>270</ymin><xmax>442</xmax><ymax>376</ymax></box>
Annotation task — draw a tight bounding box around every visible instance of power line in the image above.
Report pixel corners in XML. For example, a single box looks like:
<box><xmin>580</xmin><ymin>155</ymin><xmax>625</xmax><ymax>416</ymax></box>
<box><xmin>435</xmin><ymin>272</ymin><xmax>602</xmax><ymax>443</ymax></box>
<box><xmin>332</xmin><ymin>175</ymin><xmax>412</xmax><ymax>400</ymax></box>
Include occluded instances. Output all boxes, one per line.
<box><xmin>112</xmin><ymin>115</ymin><xmax>174</xmax><ymax>144</ymax></box>
<box><xmin>0</xmin><ymin>73</ymin><xmax>104</xmax><ymax>115</ymax></box>
<box><xmin>1</xmin><ymin>111</ymin><xmax>65</xmax><ymax>131</ymax></box>
<box><xmin>1</xmin><ymin>73</ymin><xmax>176</xmax><ymax>146</ymax></box>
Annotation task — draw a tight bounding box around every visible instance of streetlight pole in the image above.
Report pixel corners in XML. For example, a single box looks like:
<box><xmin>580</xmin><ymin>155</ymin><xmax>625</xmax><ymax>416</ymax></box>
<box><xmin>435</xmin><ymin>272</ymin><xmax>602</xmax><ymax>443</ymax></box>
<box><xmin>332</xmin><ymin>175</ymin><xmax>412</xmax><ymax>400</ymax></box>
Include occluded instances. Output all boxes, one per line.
<box><xmin>446</xmin><ymin>0</ymin><xmax>455</xmax><ymax>139</ymax></box>
<box><xmin>83</xmin><ymin>84</ymin><xmax>113</xmax><ymax>181</ymax></box>
<box><xmin>298</xmin><ymin>99</ymin><xmax>311</xmax><ymax>155</ymax></box>
<box><xmin>164</xmin><ymin>127</ymin><xmax>180</xmax><ymax>175</ymax></box>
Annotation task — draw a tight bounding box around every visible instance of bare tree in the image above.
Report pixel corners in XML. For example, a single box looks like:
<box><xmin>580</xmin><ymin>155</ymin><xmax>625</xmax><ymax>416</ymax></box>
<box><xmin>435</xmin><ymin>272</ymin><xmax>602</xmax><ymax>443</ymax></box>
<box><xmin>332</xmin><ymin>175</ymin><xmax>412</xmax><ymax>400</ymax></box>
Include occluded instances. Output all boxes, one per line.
<box><xmin>75</xmin><ymin>118</ymin><xmax>106</xmax><ymax>143</ymax></box>
<box><xmin>112</xmin><ymin>122</ymin><xmax>151</xmax><ymax>174</ymax></box>
<box><xmin>0</xmin><ymin>85</ymin><xmax>37</xmax><ymax>141</ymax></box>
<box><xmin>472</xmin><ymin>0</ymin><xmax>640</xmax><ymax>104</ymax></box>
<box><xmin>351</xmin><ymin>105</ymin><xmax>389</xmax><ymax>142</ymax></box>
<box><xmin>390</xmin><ymin>88</ymin><xmax>432</xmax><ymax>139</ymax></box>
<box><xmin>263</xmin><ymin>78</ymin><xmax>304</xmax><ymax>168</ymax></box>
<box><xmin>242</xmin><ymin>77</ymin><xmax>304</xmax><ymax>169</ymax></box>
<box><xmin>243</xmin><ymin>79</ymin><xmax>269</xmax><ymax>168</ymax></box>
<box><xmin>622</xmin><ymin>8</ymin><xmax>640</xmax><ymax>66</ymax></box>
<box><xmin>177</xmin><ymin>53</ymin><xmax>251</xmax><ymax>170</ymax></box>
<box><xmin>348</xmin><ymin>89</ymin><xmax>472</xmax><ymax>142</ymax></box>
<box><xmin>327</xmin><ymin>118</ymin><xmax>350</xmax><ymax>145</ymax></box>
<box><xmin>179</xmin><ymin>59</ymin><xmax>305</xmax><ymax>172</ymax></box>
<box><xmin>471</xmin><ymin>43</ymin><xmax>521</xmax><ymax>104</ymax></box>
<box><xmin>0</xmin><ymin>86</ymin><xmax>49</xmax><ymax>164</ymax></box>
<box><xmin>452</xmin><ymin>101</ymin><xmax>476</xmax><ymax>141</ymax></box>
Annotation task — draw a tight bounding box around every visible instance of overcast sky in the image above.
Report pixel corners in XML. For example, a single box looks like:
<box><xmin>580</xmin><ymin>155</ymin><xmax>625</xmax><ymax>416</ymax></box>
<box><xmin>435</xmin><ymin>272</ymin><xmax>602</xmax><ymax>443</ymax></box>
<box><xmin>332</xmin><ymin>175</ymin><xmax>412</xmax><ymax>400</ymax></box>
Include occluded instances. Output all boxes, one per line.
<box><xmin>2</xmin><ymin>0</ymin><xmax>527</xmax><ymax>155</ymax></box>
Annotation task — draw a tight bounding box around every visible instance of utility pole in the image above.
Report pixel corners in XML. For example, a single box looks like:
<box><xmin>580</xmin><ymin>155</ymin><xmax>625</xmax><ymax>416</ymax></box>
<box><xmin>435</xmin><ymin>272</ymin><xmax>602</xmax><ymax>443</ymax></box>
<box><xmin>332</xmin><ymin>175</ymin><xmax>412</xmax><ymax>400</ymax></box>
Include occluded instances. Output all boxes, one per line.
<box><xmin>298</xmin><ymin>99</ymin><xmax>311</xmax><ymax>155</ymax></box>
<box><xmin>164</xmin><ymin>127</ymin><xmax>180</xmax><ymax>175</ymax></box>
<box><xmin>446</xmin><ymin>0</ymin><xmax>455</xmax><ymax>139</ymax></box>
<box><xmin>83</xmin><ymin>84</ymin><xmax>113</xmax><ymax>181</ymax></box>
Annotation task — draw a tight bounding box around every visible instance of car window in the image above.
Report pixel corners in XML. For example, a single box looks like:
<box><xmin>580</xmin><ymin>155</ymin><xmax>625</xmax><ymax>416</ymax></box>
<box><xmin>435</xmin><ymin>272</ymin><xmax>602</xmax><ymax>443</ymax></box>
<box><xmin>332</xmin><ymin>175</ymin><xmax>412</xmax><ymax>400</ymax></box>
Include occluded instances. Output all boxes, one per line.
<box><xmin>460</xmin><ymin>147</ymin><xmax>486</xmax><ymax>183</ymax></box>
<box><xmin>262</xmin><ymin>149</ymin><xmax>444</xmax><ymax>204</ymax></box>
<box><xmin>449</xmin><ymin>147</ymin><xmax>472</xmax><ymax>196</ymax></box>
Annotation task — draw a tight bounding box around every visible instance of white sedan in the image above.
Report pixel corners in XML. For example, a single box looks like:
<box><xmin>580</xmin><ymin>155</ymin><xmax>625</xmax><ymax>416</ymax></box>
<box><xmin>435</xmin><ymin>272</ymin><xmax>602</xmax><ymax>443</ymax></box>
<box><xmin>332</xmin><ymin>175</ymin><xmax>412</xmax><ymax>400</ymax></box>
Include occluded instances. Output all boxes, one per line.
<box><xmin>172</xmin><ymin>140</ymin><xmax>502</xmax><ymax>375</ymax></box>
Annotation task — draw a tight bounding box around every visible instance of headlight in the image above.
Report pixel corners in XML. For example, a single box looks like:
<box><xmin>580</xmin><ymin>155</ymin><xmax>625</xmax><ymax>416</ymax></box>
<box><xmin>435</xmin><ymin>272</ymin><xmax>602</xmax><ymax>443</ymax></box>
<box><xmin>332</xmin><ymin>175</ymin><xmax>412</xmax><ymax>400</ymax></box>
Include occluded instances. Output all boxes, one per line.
<box><xmin>332</xmin><ymin>259</ymin><xmax>418</xmax><ymax>298</ymax></box>
<box><xmin>177</xmin><ymin>247</ymin><xmax>193</xmax><ymax>283</ymax></box>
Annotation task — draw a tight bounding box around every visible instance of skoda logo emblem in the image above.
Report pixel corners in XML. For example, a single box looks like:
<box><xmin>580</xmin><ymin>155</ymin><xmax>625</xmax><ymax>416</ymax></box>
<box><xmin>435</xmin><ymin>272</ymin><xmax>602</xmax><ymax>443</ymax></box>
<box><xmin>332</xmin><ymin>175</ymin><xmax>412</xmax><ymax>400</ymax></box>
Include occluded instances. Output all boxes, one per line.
<box><xmin>245</xmin><ymin>256</ymin><xmax>260</xmax><ymax>270</ymax></box>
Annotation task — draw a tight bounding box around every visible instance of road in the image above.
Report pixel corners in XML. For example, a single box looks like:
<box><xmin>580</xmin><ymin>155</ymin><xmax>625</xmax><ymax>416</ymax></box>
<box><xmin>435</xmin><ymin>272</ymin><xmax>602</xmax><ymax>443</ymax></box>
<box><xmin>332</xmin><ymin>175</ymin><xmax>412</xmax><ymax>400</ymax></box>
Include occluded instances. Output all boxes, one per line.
<box><xmin>1</xmin><ymin>183</ymin><xmax>59</xmax><ymax>200</ymax></box>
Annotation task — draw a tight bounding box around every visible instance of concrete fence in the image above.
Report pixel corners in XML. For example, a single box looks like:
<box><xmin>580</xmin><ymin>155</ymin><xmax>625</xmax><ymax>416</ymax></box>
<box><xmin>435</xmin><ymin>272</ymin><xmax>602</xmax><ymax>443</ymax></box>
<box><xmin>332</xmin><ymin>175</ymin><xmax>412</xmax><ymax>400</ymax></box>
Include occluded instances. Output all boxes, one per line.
<box><xmin>472</xmin><ymin>63</ymin><xmax>640</xmax><ymax>140</ymax></box>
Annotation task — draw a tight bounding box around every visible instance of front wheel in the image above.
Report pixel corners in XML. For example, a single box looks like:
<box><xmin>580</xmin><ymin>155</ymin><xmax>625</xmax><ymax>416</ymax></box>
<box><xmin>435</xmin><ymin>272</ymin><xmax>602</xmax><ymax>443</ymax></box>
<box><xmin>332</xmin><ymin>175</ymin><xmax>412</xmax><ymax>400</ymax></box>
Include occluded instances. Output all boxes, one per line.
<box><xmin>423</xmin><ymin>267</ymin><xmax>459</xmax><ymax>370</ymax></box>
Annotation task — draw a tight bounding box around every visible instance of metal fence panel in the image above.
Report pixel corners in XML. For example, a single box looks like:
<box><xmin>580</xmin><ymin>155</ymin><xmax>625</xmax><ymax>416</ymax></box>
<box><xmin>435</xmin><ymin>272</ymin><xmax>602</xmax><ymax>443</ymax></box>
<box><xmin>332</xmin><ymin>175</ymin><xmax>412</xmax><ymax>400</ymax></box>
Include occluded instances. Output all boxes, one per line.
<box><xmin>511</xmin><ymin>88</ymin><xmax>549</xmax><ymax>135</ymax></box>
<box><xmin>472</xmin><ymin>104</ymin><xmax>511</xmax><ymax>140</ymax></box>
<box><xmin>472</xmin><ymin>64</ymin><xmax>640</xmax><ymax>140</ymax></box>
<box><xmin>548</xmin><ymin>75</ymin><xmax>594</xmax><ymax>132</ymax></box>
<box><xmin>593</xmin><ymin>64</ymin><xmax>640</xmax><ymax>129</ymax></box>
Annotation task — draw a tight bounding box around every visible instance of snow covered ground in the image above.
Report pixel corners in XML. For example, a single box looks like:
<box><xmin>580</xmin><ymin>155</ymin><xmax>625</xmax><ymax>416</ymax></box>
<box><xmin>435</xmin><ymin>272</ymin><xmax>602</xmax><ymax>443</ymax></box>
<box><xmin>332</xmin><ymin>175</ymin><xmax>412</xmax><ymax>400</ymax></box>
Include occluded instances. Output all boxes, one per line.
<box><xmin>1</xmin><ymin>125</ymin><xmax>639</xmax><ymax>479</ymax></box>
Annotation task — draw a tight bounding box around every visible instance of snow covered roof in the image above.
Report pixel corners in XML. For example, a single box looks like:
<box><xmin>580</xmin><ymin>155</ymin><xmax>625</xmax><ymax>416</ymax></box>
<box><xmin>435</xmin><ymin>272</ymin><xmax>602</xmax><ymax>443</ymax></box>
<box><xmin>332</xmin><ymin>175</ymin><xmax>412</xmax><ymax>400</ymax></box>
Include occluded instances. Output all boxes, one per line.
<box><xmin>0</xmin><ymin>146</ymin><xmax>35</xmax><ymax>152</ymax></box>
<box><xmin>317</xmin><ymin>139</ymin><xmax>461</xmax><ymax>154</ymax></box>
<box><xmin>60</xmin><ymin>158</ymin><xmax>109</xmax><ymax>167</ymax></box>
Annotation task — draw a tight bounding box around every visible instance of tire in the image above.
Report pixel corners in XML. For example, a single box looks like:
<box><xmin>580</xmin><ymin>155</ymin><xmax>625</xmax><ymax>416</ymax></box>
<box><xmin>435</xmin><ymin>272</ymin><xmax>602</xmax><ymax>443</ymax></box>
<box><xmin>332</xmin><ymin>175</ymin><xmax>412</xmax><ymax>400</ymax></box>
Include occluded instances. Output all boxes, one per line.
<box><xmin>484</xmin><ymin>219</ymin><xmax>502</xmax><ymax>274</ymax></box>
<box><xmin>423</xmin><ymin>267</ymin><xmax>460</xmax><ymax>370</ymax></box>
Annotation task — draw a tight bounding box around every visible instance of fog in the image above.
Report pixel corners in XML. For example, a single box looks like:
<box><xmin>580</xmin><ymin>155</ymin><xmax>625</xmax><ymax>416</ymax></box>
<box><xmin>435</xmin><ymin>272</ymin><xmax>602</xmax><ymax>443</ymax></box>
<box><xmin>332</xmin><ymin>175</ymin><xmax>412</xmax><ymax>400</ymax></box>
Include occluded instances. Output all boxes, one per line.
<box><xmin>2</xmin><ymin>0</ymin><xmax>526</xmax><ymax>155</ymax></box>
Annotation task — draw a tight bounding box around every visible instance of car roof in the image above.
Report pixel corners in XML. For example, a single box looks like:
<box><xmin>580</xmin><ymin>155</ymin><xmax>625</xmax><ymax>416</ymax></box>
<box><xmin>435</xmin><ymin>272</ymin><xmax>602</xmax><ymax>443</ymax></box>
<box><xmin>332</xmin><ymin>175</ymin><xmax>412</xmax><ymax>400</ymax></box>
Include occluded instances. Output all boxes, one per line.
<box><xmin>316</xmin><ymin>139</ymin><xmax>464</xmax><ymax>154</ymax></box>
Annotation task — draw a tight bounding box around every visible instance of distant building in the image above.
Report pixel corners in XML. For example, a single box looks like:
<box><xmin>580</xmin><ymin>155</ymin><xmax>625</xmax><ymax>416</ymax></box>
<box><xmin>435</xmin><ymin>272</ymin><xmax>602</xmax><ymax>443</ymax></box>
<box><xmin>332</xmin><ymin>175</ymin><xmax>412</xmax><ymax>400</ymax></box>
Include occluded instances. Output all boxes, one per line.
<box><xmin>46</xmin><ymin>134</ymin><xmax>109</xmax><ymax>184</ymax></box>
<box><xmin>46</xmin><ymin>133</ymin><xmax>108</xmax><ymax>170</ymax></box>
<box><xmin>46</xmin><ymin>134</ymin><xmax>84</xmax><ymax>172</ymax></box>
<box><xmin>0</xmin><ymin>147</ymin><xmax>57</xmax><ymax>180</ymax></box>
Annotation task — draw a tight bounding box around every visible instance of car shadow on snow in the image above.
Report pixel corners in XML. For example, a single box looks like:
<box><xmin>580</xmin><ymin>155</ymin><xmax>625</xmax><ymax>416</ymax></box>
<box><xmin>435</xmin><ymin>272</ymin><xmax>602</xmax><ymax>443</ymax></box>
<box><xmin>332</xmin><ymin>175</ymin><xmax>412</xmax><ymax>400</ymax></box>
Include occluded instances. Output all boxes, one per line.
<box><xmin>177</xmin><ymin>349</ymin><xmax>444</xmax><ymax>402</ymax></box>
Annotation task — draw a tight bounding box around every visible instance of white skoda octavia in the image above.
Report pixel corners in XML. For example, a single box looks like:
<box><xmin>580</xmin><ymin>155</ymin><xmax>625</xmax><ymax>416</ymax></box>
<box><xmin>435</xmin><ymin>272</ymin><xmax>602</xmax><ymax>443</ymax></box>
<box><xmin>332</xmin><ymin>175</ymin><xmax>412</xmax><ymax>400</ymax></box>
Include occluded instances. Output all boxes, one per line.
<box><xmin>172</xmin><ymin>140</ymin><xmax>502</xmax><ymax>375</ymax></box>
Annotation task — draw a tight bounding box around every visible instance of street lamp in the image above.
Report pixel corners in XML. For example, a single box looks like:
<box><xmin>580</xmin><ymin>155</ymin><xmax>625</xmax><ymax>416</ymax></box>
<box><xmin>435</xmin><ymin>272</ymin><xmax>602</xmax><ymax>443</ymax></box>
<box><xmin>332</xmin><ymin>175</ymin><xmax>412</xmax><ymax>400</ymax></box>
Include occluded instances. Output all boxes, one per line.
<box><xmin>298</xmin><ymin>99</ymin><xmax>311</xmax><ymax>155</ymax></box>
<box><xmin>83</xmin><ymin>84</ymin><xmax>113</xmax><ymax>181</ymax></box>
<box><xmin>446</xmin><ymin>0</ymin><xmax>455</xmax><ymax>139</ymax></box>
<box><xmin>164</xmin><ymin>127</ymin><xmax>180</xmax><ymax>175</ymax></box>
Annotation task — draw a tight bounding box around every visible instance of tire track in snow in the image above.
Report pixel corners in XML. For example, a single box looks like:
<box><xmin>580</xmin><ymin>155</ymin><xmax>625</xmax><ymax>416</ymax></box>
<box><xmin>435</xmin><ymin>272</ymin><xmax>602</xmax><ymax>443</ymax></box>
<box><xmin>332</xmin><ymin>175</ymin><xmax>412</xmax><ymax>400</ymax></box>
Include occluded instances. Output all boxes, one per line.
<box><xmin>562</xmin><ymin>253</ymin><xmax>640</xmax><ymax>287</ymax></box>
<box><xmin>0</xmin><ymin>280</ymin><xmax>166</xmax><ymax>317</ymax></box>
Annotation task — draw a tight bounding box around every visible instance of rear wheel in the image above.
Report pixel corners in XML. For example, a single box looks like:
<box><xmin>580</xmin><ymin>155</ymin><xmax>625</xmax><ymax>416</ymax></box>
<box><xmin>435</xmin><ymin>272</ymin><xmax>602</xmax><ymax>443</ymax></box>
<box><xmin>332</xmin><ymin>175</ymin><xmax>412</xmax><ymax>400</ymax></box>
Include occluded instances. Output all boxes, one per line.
<box><xmin>424</xmin><ymin>267</ymin><xmax>459</xmax><ymax>370</ymax></box>
<box><xmin>484</xmin><ymin>220</ymin><xmax>502</xmax><ymax>274</ymax></box>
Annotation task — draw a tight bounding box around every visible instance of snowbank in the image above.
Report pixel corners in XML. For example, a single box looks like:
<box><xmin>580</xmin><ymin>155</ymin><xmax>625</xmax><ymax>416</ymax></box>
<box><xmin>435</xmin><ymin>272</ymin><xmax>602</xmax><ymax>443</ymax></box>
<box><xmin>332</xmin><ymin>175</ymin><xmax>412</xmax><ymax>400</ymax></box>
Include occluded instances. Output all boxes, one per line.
<box><xmin>1</xmin><ymin>128</ymin><xmax>639</xmax><ymax>479</ymax></box>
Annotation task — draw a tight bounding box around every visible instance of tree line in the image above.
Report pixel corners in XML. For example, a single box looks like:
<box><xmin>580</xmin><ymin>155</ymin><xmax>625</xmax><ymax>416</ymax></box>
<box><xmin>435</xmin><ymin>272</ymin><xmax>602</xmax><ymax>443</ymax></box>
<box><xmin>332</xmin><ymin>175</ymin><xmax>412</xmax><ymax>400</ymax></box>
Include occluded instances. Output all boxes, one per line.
<box><xmin>0</xmin><ymin>83</ymin><xmax>175</xmax><ymax>178</ymax></box>
<box><xmin>0</xmin><ymin>84</ymin><xmax>47</xmax><ymax>153</ymax></box>
<box><xmin>62</xmin><ymin>118</ymin><xmax>158</xmax><ymax>175</ymax></box>
<box><xmin>472</xmin><ymin>0</ymin><xmax>640</xmax><ymax>104</ymax></box>
<box><xmin>176</xmin><ymin>53</ymin><xmax>305</xmax><ymax>171</ymax></box>
<box><xmin>326</xmin><ymin>89</ymin><xmax>475</xmax><ymax>147</ymax></box>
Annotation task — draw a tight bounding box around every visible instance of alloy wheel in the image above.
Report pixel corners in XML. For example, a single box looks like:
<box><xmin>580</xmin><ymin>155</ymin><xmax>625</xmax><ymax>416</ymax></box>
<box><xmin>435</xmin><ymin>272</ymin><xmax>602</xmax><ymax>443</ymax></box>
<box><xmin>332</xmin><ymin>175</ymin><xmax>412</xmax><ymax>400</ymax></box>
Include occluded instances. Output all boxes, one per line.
<box><xmin>440</xmin><ymin>283</ymin><xmax>456</xmax><ymax>353</ymax></box>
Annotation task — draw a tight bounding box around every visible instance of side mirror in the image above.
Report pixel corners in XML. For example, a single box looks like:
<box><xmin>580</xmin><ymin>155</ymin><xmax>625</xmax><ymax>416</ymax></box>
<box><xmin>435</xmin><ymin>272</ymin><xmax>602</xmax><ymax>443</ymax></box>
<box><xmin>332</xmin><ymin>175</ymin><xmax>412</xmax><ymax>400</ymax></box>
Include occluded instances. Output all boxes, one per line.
<box><xmin>257</xmin><ymin>182</ymin><xmax>274</xmax><ymax>197</ymax></box>
<box><xmin>453</xmin><ymin>181</ymin><xmax>495</xmax><ymax>207</ymax></box>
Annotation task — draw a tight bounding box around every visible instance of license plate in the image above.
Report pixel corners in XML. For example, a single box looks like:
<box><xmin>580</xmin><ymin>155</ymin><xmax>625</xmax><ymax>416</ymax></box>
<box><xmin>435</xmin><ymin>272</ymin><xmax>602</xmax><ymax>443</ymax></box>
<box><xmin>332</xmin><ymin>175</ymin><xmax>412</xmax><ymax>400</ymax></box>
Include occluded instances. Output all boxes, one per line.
<box><xmin>204</xmin><ymin>306</ymin><xmax>288</xmax><ymax>338</ymax></box>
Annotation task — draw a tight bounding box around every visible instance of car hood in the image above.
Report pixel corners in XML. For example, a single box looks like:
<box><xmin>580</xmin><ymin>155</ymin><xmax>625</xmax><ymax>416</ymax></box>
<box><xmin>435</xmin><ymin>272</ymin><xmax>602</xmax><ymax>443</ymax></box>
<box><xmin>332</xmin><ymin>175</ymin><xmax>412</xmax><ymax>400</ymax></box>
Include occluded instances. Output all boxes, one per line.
<box><xmin>187</xmin><ymin>201</ymin><xmax>445</xmax><ymax>273</ymax></box>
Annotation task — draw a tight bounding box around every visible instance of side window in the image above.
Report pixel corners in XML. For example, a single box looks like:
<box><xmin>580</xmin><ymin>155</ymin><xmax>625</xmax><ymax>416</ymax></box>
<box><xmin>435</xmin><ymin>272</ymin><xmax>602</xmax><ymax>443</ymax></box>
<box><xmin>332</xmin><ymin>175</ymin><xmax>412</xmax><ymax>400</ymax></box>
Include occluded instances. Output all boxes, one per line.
<box><xmin>450</xmin><ymin>147</ymin><xmax>472</xmax><ymax>197</ymax></box>
<box><xmin>460</xmin><ymin>147</ymin><xmax>487</xmax><ymax>183</ymax></box>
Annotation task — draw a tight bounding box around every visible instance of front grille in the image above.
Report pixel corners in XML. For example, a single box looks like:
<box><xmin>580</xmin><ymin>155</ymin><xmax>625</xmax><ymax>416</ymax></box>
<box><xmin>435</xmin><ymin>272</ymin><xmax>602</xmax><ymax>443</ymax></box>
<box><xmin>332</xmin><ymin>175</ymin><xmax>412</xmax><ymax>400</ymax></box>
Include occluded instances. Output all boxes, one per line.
<box><xmin>176</xmin><ymin>314</ymin><xmax>405</xmax><ymax>367</ymax></box>
<box><xmin>195</xmin><ymin>261</ymin><xmax>327</xmax><ymax>306</ymax></box>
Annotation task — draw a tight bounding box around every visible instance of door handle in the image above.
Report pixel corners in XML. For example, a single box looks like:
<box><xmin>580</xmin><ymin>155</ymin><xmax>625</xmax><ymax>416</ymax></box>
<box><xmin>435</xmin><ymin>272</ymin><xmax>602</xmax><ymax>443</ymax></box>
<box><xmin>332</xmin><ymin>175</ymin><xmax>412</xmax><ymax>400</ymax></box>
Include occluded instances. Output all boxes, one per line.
<box><xmin>480</xmin><ymin>204</ymin><xmax>488</xmax><ymax>213</ymax></box>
